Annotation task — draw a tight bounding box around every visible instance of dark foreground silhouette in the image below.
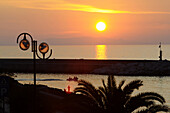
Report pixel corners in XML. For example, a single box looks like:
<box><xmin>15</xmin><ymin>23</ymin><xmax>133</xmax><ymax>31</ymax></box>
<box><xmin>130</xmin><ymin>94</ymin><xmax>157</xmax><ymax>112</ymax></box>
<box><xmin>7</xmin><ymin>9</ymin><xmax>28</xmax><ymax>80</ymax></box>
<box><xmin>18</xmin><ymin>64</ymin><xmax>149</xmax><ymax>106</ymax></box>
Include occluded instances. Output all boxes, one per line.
<box><xmin>0</xmin><ymin>74</ymin><xmax>169</xmax><ymax>113</ymax></box>
<box><xmin>75</xmin><ymin>75</ymin><xmax>169</xmax><ymax>113</ymax></box>
<box><xmin>0</xmin><ymin>75</ymin><xmax>99</xmax><ymax>113</ymax></box>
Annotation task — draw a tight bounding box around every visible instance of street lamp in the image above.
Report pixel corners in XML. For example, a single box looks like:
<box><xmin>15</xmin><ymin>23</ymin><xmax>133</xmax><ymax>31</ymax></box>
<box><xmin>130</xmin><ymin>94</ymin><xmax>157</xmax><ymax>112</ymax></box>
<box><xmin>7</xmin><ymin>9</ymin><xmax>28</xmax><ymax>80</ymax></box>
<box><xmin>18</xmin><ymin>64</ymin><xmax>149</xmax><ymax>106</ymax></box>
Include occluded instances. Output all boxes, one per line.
<box><xmin>38</xmin><ymin>42</ymin><xmax>52</xmax><ymax>59</ymax></box>
<box><xmin>17</xmin><ymin>32</ymin><xmax>52</xmax><ymax>86</ymax></box>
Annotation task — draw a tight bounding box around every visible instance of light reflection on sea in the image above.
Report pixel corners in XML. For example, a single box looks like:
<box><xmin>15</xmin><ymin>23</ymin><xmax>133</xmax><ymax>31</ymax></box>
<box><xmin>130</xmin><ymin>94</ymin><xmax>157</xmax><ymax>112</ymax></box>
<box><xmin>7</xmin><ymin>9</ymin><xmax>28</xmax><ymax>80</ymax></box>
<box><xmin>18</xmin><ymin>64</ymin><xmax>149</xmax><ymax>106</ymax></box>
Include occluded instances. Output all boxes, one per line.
<box><xmin>96</xmin><ymin>45</ymin><xmax>107</xmax><ymax>59</ymax></box>
<box><xmin>15</xmin><ymin>73</ymin><xmax>170</xmax><ymax>107</ymax></box>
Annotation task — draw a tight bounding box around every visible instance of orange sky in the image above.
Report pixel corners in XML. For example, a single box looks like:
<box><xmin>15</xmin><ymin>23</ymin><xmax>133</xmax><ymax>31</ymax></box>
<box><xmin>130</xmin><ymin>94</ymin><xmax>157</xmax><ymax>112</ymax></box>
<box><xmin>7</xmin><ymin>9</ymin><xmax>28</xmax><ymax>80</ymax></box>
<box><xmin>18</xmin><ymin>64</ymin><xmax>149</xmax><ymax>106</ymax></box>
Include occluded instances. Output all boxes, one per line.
<box><xmin>0</xmin><ymin>0</ymin><xmax>170</xmax><ymax>45</ymax></box>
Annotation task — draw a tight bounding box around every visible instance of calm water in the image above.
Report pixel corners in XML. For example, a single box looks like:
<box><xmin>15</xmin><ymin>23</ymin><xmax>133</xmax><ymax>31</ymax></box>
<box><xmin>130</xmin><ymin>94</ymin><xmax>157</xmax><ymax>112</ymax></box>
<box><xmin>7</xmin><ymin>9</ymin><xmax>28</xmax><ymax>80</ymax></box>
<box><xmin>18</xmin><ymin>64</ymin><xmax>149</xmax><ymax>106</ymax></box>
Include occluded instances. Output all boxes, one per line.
<box><xmin>1</xmin><ymin>45</ymin><xmax>170</xmax><ymax>60</ymax></box>
<box><xmin>14</xmin><ymin>74</ymin><xmax>170</xmax><ymax>107</ymax></box>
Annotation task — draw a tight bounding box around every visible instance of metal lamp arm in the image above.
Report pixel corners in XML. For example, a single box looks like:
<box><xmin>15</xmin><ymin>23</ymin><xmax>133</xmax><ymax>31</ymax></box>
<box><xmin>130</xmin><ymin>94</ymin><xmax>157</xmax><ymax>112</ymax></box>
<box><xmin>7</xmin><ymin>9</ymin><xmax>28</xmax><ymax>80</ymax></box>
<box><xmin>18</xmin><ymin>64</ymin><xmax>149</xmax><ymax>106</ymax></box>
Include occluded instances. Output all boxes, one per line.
<box><xmin>36</xmin><ymin>49</ymin><xmax>52</xmax><ymax>59</ymax></box>
<box><xmin>35</xmin><ymin>51</ymin><xmax>43</xmax><ymax>59</ymax></box>
<box><xmin>17</xmin><ymin>33</ymin><xmax>33</xmax><ymax>43</ymax></box>
<box><xmin>46</xmin><ymin>49</ymin><xmax>53</xmax><ymax>59</ymax></box>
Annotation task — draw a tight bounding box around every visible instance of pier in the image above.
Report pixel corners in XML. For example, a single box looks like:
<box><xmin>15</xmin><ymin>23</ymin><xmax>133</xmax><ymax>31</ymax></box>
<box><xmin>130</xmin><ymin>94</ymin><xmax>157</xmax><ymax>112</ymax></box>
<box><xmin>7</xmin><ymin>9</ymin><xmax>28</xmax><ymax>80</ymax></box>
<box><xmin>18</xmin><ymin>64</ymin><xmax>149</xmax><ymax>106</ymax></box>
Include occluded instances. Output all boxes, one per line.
<box><xmin>0</xmin><ymin>59</ymin><xmax>170</xmax><ymax>75</ymax></box>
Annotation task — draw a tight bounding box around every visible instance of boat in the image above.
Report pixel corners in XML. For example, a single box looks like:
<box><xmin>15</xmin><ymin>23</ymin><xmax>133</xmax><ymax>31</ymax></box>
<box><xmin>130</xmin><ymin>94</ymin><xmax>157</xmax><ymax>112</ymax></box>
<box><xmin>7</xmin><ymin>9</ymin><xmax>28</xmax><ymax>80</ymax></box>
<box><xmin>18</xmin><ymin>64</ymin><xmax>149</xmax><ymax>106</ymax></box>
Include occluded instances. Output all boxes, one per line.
<box><xmin>66</xmin><ymin>77</ymin><xmax>78</xmax><ymax>81</ymax></box>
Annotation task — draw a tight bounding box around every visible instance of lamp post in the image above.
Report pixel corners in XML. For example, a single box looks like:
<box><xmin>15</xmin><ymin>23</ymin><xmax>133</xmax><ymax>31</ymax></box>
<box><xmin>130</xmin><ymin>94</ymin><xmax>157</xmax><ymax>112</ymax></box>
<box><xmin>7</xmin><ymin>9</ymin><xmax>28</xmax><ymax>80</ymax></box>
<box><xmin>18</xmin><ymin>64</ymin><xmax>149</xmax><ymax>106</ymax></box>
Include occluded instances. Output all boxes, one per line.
<box><xmin>17</xmin><ymin>32</ymin><xmax>52</xmax><ymax>86</ymax></box>
<box><xmin>17</xmin><ymin>33</ymin><xmax>52</xmax><ymax>112</ymax></box>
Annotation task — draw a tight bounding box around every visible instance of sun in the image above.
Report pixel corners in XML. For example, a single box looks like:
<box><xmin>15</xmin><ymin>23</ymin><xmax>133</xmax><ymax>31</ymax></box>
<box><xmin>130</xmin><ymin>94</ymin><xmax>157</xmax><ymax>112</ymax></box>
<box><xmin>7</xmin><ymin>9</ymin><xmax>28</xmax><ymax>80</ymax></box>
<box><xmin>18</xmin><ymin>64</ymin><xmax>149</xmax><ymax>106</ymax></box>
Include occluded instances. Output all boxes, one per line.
<box><xmin>96</xmin><ymin>22</ymin><xmax>106</xmax><ymax>31</ymax></box>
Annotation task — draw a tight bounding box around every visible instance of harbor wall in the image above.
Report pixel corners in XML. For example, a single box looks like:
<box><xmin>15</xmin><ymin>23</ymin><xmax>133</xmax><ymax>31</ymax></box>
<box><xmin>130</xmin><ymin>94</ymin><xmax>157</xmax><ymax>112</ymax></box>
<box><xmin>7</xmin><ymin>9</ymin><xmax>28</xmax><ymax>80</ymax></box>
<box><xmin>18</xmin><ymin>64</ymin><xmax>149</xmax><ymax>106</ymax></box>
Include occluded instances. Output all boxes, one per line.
<box><xmin>0</xmin><ymin>59</ymin><xmax>170</xmax><ymax>75</ymax></box>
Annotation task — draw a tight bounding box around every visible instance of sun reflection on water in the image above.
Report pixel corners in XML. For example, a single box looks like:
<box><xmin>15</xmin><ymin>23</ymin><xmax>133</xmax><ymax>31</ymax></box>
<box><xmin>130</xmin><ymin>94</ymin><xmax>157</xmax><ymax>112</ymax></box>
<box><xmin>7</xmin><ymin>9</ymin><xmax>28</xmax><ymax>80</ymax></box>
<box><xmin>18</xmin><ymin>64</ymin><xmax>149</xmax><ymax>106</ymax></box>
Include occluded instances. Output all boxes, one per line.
<box><xmin>96</xmin><ymin>45</ymin><xmax>107</xmax><ymax>59</ymax></box>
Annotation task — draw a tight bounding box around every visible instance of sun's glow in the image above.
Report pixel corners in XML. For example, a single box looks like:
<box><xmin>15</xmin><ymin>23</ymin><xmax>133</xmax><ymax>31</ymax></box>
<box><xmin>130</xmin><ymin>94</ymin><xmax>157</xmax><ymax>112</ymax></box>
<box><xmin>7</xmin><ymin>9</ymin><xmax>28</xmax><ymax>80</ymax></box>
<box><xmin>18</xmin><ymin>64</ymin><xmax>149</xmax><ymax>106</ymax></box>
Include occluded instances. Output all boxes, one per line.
<box><xmin>96</xmin><ymin>22</ymin><xmax>106</xmax><ymax>31</ymax></box>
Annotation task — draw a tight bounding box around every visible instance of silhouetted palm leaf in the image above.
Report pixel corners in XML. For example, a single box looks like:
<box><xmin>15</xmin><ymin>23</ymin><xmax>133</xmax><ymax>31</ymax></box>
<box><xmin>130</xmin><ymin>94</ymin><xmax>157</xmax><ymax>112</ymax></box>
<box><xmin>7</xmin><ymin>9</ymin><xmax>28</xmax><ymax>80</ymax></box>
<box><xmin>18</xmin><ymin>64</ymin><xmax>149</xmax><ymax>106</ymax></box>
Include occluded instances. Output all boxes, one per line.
<box><xmin>123</xmin><ymin>80</ymin><xmax>143</xmax><ymax>95</ymax></box>
<box><xmin>126</xmin><ymin>91</ymin><xmax>167</xmax><ymax>112</ymax></box>
<box><xmin>148</xmin><ymin>105</ymin><xmax>169</xmax><ymax>112</ymax></box>
<box><xmin>101</xmin><ymin>79</ymin><xmax>107</xmax><ymax>94</ymax></box>
<box><xmin>107</xmin><ymin>75</ymin><xmax>117</xmax><ymax>94</ymax></box>
<box><xmin>126</xmin><ymin>99</ymin><xmax>154</xmax><ymax>112</ymax></box>
<box><xmin>74</xmin><ymin>87</ymin><xmax>94</xmax><ymax>97</ymax></box>
<box><xmin>98</xmin><ymin>88</ymin><xmax>108</xmax><ymax>109</ymax></box>
<box><xmin>77</xmin><ymin>80</ymin><xmax>99</xmax><ymax>99</ymax></box>
<box><xmin>118</xmin><ymin>80</ymin><xmax>125</xmax><ymax>90</ymax></box>
<box><xmin>133</xmin><ymin>92</ymin><xmax>166</xmax><ymax>104</ymax></box>
<box><xmin>136</xmin><ymin>105</ymin><xmax>169</xmax><ymax>113</ymax></box>
<box><xmin>136</xmin><ymin>108</ymin><xmax>151</xmax><ymax>113</ymax></box>
<box><xmin>75</xmin><ymin>80</ymin><xmax>104</xmax><ymax>108</ymax></box>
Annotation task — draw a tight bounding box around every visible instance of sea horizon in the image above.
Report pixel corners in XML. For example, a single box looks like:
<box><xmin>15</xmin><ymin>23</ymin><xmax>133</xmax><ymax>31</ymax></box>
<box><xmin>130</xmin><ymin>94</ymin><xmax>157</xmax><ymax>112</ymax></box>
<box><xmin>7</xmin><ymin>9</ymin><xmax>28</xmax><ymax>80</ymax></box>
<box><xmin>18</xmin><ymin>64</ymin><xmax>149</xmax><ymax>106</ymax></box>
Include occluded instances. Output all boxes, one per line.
<box><xmin>1</xmin><ymin>44</ymin><xmax>170</xmax><ymax>60</ymax></box>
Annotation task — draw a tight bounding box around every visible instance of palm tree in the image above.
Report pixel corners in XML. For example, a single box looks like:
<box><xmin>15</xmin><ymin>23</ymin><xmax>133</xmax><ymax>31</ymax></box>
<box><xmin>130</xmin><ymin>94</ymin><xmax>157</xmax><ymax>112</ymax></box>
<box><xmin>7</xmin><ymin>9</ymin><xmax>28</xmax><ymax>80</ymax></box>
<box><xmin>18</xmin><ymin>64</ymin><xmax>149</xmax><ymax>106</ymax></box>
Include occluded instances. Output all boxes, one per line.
<box><xmin>74</xmin><ymin>75</ymin><xmax>169</xmax><ymax>113</ymax></box>
<box><xmin>136</xmin><ymin>105</ymin><xmax>169</xmax><ymax>113</ymax></box>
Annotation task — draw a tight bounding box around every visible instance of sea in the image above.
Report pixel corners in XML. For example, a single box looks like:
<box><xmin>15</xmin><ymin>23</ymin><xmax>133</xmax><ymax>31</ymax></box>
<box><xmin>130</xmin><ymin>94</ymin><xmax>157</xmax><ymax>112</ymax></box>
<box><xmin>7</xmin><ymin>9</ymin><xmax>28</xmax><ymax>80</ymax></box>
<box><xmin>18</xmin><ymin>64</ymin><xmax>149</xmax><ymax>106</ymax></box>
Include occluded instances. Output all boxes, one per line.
<box><xmin>0</xmin><ymin>45</ymin><xmax>170</xmax><ymax>106</ymax></box>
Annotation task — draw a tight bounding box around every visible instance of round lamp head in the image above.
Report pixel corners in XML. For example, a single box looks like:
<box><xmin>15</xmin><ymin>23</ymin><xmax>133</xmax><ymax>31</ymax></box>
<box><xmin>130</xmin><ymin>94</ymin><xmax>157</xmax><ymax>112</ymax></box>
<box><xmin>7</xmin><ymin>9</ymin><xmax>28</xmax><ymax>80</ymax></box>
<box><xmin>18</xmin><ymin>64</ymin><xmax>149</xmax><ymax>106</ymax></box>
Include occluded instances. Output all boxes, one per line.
<box><xmin>39</xmin><ymin>42</ymin><xmax>49</xmax><ymax>54</ymax></box>
<box><xmin>19</xmin><ymin>38</ymin><xmax>30</xmax><ymax>51</ymax></box>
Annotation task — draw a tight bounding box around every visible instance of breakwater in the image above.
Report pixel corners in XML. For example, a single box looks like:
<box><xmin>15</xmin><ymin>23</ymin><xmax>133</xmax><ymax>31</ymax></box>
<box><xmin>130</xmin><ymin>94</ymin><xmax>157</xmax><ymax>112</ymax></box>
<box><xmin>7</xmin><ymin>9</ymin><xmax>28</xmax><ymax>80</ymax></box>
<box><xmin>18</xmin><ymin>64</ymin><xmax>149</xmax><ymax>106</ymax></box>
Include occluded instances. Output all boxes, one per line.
<box><xmin>0</xmin><ymin>59</ymin><xmax>170</xmax><ymax>75</ymax></box>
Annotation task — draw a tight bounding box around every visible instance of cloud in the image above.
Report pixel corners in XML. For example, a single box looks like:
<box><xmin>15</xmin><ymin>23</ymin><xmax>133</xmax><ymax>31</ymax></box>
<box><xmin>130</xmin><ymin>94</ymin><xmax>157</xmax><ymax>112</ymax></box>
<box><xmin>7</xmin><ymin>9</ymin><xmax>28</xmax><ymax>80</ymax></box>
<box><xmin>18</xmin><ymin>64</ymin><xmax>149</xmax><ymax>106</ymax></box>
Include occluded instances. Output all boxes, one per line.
<box><xmin>9</xmin><ymin>0</ymin><xmax>130</xmax><ymax>14</ymax></box>
<box><xmin>2</xmin><ymin>0</ymin><xmax>170</xmax><ymax>14</ymax></box>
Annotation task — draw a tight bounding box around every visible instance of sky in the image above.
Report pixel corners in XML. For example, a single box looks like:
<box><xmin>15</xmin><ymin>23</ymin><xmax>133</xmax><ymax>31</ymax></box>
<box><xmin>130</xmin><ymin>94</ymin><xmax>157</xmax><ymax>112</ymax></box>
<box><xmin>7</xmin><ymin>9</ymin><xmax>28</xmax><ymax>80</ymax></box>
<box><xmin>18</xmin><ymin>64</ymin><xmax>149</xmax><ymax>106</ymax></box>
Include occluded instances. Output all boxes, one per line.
<box><xmin>0</xmin><ymin>0</ymin><xmax>170</xmax><ymax>45</ymax></box>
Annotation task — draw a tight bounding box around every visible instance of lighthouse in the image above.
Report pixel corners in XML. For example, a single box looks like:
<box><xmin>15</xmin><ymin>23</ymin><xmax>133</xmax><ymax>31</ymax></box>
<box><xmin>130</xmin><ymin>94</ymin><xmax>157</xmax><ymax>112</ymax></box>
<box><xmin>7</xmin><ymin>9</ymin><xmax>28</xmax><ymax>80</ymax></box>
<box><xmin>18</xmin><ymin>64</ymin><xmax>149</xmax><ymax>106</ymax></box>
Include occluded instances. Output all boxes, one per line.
<box><xmin>159</xmin><ymin>42</ymin><xmax>162</xmax><ymax>61</ymax></box>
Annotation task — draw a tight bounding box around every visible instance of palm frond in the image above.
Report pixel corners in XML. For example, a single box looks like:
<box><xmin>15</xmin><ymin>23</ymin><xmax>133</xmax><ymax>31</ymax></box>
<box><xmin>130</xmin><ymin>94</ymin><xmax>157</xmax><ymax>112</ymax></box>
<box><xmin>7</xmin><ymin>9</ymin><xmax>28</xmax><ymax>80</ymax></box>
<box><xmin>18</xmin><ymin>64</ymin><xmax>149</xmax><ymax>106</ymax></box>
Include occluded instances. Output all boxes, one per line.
<box><xmin>123</xmin><ymin>80</ymin><xmax>143</xmax><ymax>95</ymax></box>
<box><xmin>111</xmin><ymin>75</ymin><xmax>117</xmax><ymax>90</ymax></box>
<box><xmin>78</xmin><ymin>80</ymin><xmax>99</xmax><ymax>97</ymax></box>
<box><xmin>133</xmin><ymin>92</ymin><xmax>166</xmax><ymax>104</ymax></box>
<box><xmin>126</xmin><ymin>99</ymin><xmax>154</xmax><ymax>112</ymax></box>
<box><xmin>101</xmin><ymin>79</ymin><xmax>107</xmax><ymax>94</ymax></box>
<box><xmin>74</xmin><ymin>87</ymin><xmax>90</xmax><ymax>95</ymax></box>
<box><xmin>76</xmin><ymin>80</ymin><xmax>104</xmax><ymax>108</ymax></box>
<box><xmin>135</xmin><ymin>109</ymin><xmax>148</xmax><ymax>113</ymax></box>
<box><xmin>74</xmin><ymin>87</ymin><xmax>98</xmax><ymax>101</ymax></box>
<box><xmin>107</xmin><ymin>75</ymin><xmax>111</xmax><ymax>91</ymax></box>
<box><xmin>74</xmin><ymin>87</ymin><xmax>99</xmax><ymax>102</ymax></box>
<box><xmin>78</xmin><ymin>80</ymin><xmax>96</xmax><ymax>91</ymax></box>
<box><xmin>107</xmin><ymin>75</ymin><xmax>117</xmax><ymax>94</ymax></box>
<box><xmin>118</xmin><ymin>80</ymin><xmax>125</xmax><ymax>90</ymax></box>
<box><xmin>98</xmin><ymin>89</ymin><xmax>107</xmax><ymax>109</ymax></box>
<box><xmin>148</xmin><ymin>105</ymin><xmax>169</xmax><ymax>112</ymax></box>
<box><xmin>135</xmin><ymin>104</ymin><xmax>169</xmax><ymax>113</ymax></box>
<box><xmin>98</xmin><ymin>87</ymin><xmax>105</xmax><ymax>94</ymax></box>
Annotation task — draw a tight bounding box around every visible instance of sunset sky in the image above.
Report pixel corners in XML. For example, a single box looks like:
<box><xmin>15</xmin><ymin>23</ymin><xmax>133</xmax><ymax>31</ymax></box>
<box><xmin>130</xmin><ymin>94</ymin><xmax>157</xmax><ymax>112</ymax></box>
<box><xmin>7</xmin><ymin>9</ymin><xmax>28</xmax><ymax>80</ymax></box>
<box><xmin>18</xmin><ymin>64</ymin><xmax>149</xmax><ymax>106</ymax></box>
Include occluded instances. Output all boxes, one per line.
<box><xmin>0</xmin><ymin>0</ymin><xmax>170</xmax><ymax>45</ymax></box>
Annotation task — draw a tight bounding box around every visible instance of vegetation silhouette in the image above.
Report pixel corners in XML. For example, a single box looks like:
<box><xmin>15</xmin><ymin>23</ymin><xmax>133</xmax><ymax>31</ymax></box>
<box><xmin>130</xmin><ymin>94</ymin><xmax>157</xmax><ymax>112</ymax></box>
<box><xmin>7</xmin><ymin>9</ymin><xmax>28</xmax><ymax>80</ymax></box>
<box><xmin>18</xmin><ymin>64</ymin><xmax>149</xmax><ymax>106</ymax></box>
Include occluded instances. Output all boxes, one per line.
<box><xmin>74</xmin><ymin>75</ymin><xmax>169</xmax><ymax>113</ymax></box>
